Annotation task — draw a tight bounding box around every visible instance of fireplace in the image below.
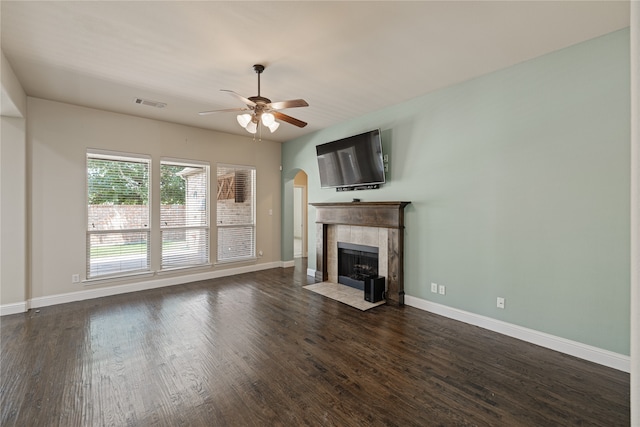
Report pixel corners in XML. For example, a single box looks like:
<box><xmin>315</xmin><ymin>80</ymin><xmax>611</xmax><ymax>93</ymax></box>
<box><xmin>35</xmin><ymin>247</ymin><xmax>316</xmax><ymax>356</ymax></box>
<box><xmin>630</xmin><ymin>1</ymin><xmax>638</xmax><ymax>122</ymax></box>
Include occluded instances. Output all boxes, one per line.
<box><xmin>338</xmin><ymin>242</ymin><xmax>378</xmax><ymax>290</ymax></box>
<box><xmin>310</xmin><ymin>201</ymin><xmax>410</xmax><ymax>306</ymax></box>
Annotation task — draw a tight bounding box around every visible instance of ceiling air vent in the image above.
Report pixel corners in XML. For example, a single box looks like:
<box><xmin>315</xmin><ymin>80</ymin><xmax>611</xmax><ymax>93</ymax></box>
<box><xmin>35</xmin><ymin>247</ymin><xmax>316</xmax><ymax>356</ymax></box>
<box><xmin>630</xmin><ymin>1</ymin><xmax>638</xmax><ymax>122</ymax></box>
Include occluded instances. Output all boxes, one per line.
<box><xmin>134</xmin><ymin>97</ymin><xmax>167</xmax><ymax>109</ymax></box>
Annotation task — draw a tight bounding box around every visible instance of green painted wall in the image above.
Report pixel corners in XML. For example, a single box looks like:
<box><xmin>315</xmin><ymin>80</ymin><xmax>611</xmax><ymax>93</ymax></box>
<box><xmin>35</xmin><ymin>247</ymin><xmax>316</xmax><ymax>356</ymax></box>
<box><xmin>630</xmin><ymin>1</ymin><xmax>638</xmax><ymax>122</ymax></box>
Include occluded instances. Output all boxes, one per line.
<box><xmin>282</xmin><ymin>29</ymin><xmax>630</xmax><ymax>355</ymax></box>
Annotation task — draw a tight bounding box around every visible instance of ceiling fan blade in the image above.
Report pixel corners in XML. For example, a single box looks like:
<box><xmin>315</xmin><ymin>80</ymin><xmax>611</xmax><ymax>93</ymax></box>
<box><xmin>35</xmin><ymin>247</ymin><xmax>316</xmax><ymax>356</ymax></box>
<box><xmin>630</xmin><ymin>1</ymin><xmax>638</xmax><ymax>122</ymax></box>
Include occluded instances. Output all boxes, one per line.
<box><xmin>273</xmin><ymin>111</ymin><xmax>308</xmax><ymax>128</ymax></box>
<box><xmin>198</xmin><ymin>107</ymin><xmax>250</xmax><ymax>115</ymax></box>
<box><xmin>268</xmin><ymin>99</ymin><xmax>309</xmax><ymax>110</ymax></box>
<box><xmin>221</xmin><ymin>89</ymin><xmax>256</xmax><ymax>107</ymax></box>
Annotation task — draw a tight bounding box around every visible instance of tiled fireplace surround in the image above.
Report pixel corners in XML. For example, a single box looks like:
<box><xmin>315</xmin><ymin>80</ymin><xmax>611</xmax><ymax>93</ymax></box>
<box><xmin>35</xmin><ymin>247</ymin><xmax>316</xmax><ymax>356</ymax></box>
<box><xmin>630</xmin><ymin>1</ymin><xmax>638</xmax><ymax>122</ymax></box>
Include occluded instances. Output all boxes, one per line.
<box><xmin>310</xmin><ymin>202</ymin><xmax>410</xmax><ymax>306</ymax></box>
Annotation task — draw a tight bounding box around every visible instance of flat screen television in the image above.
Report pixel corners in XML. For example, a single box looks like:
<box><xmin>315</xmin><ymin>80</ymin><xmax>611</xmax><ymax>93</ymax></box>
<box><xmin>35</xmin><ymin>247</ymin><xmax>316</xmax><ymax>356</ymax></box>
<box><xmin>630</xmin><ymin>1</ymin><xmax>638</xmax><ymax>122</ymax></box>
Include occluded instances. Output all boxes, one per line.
<box><xmin>316</xmin><ymin>129</ymin><xmax>385</xmax><ymax>190</ymax></box>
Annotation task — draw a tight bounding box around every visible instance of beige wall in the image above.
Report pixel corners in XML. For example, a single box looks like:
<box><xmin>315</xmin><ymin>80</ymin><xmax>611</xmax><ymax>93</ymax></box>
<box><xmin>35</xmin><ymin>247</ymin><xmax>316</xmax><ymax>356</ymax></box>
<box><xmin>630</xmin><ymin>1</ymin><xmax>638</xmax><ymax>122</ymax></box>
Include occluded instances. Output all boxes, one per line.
<box><xmin>1</xmin><ymin>116</ymin><xmax>27</xmax><ymax>308</ymax></box>
<box><xmin>1</xmin><ymin>50</ymin><xmax>28</xmax><ymax>313</ymax></box>
<box><xmin>630</xmin><ymin>2</ymin><xmax>639</xmax><ymax>422</ymax></box>
<box><xmin>27</xmin><ymin>97</ymin><xmax>281</xmax><ymax>301</ymax></box>
<box><xmin>1</xmin><ymin>50</ymin><xmax>27</xmax><ymax>117</ymax></box>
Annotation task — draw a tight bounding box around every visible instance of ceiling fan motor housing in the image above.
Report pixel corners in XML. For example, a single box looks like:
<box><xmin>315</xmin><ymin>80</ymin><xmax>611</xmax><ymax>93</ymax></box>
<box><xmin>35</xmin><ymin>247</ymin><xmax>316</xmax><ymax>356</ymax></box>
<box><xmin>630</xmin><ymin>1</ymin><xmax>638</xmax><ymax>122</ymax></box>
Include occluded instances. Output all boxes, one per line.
<box><xmin>249</xmin><ymin>96</ymin><xmax>271</xmax><ymax>105</ymax></box>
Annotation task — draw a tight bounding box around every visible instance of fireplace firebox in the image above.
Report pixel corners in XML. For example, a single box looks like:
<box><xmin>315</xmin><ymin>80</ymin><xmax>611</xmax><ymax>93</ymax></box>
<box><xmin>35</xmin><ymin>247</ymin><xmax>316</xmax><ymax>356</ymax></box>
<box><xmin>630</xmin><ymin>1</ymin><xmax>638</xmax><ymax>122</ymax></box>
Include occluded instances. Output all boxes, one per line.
<box><xmin>337</xmin><ymin>242</ymin><xmax>379</xmax><ymax>290</ymax></box>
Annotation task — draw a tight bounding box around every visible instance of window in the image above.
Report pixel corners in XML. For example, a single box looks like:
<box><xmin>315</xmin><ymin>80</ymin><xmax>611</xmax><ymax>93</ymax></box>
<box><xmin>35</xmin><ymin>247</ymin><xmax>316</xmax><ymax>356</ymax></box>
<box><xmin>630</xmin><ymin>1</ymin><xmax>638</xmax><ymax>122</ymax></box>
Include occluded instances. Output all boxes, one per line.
<box><xmin>160</xmin><ymin>160</ymin><xmax>210</xmax><ymax>269</ymax></box>
<box><xmin>87</xmin><ymin>151</ymin><xmax>150</xmax><ymax>279</ymax></box>
<box><xmin>216</xmin><ymin>164</ymin><xmax>256</xmax><ymax>262</ymax></box>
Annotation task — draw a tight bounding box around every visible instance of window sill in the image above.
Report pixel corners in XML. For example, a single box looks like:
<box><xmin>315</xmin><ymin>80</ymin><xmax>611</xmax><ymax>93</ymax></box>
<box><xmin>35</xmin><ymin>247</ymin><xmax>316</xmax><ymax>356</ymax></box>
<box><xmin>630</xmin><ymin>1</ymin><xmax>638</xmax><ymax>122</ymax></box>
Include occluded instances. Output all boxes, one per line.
<box><xmin>157</xmin><ymin>264</ymin><xmax>213</xmax><ymax>275</ymax></box>
<box><xmin>214</xmin><ymin>257</ymin><xmax>258</xmax><ymax>266</ymax></box>
<box><xmin>83</xmin><ymin>270</ymin><xmax>154</xmax><ymax>285</ymax></box>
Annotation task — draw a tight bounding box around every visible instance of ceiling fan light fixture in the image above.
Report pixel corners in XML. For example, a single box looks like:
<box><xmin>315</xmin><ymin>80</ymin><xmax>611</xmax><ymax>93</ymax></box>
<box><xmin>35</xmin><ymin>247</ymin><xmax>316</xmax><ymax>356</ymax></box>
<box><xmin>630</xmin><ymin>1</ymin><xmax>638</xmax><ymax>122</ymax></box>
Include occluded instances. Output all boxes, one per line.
<box><xmin>237</xmin><ymin>113</ymin><xmax>252</xmax><ymax>128</ymax></box>
<box><xmin>267</xmin><ymin>121</ymin><xmax>280</xmax><ymax>133</ymax></box>
<box><xmin>261</xmin><ymin>112</ymin><xmax>275</xmax><ymax>127</ymax></box>
<box><xmin>245</xmin><ymin>120</ymin><xmax>258</xmax><ymax>134</ymax></box>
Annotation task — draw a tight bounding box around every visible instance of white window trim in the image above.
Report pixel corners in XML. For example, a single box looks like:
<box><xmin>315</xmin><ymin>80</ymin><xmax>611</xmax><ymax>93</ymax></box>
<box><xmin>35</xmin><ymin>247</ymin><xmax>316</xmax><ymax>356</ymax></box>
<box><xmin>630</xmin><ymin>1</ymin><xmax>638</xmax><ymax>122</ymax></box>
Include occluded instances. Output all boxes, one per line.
<box><xmin>83</xmin><ymin>270</ymin><xmax>155</xmax><ymax>285</ymax></box>
<box><xmin>87</xmin><ymin>148</ymin><xmax>152</xmax><ymax>163</ymax></box>
<box><xmin>160</xmin><ymin>157</ymin><xmax>210</xmax><ymax>167</ymax></box>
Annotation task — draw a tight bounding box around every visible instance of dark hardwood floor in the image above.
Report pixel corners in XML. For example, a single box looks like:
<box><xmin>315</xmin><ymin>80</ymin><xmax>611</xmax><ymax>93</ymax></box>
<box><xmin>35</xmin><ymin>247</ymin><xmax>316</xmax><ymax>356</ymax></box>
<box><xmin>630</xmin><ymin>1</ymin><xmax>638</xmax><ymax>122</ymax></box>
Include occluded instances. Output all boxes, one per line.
<box><xmin>1</xmin><ymin>259</ymin><xmax>630</xmax><ymax>426</ymax></box>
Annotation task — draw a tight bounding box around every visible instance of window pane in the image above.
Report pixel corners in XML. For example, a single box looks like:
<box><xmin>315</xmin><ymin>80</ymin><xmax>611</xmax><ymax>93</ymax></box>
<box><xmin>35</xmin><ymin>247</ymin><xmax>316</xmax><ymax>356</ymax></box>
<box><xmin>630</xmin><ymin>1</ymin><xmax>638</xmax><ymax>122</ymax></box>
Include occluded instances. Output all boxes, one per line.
<box><xmin>216</xmin><ymin>166</ymin><xmax>254</xmax><ymax>226</ymax></box>
<box><xmin>161</xmin><ymin>161</ymin><xmax>210</xmax><ymax>269</ymax></box>
<box><xmin>87</xmin><ymin>158</ymin><xmax>149</xmax><ymax>230</ymax></box>
<box><xmin>217</xmin><ymin>226</ymin><xmax>255</xmax><ymax>261</ymax></box>
<box><xmin>87</xmin><ymin>153</ymin><xmax>150</xmax><ymax>279</ymax></box>
<box><xmin>87</xmin><ymin>231</ymin><xmax>149</xmax><ymax>277</ymax></box>
<box><xmin>162</xmin><ymin>228</ymin><xmax>209</xmax><ymax>268</ymax></box>
<box><xmin>216</xmin><ymin>165</ymin><xmax>256</xmax><ymax>262</ymax></box>
<box><xmin>161</xmin><ymin>164</ymin><xmax>208</xmax><ymax>227</ymax></box>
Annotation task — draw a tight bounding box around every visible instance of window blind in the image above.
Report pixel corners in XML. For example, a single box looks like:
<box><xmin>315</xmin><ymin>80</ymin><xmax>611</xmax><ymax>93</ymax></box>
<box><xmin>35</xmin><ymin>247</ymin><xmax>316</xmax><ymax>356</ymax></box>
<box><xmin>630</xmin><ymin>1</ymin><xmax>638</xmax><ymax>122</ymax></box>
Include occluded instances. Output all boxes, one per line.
<box><xmin>86</xmin><ymin>152</ymin><xmax>150</xmax><ymax>278</ymax></box>
<box><xmin>216</xmin><ymin>164</ymin><xmax>256</xmax><ymax>262</ymax></box>
<box><xmin>160</xmin><ymin>161</ymin><xmax>210</xmax><ymax>269</ymax></box>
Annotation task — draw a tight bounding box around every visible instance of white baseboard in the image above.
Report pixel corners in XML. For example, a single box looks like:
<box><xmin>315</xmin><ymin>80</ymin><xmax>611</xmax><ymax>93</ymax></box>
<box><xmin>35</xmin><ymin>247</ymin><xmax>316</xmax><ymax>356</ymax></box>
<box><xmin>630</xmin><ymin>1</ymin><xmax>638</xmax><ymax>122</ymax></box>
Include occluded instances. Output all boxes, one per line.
<box><xmin>405</xmin><ymin>295</ymin><xmax>630</xmax><ymax>373</ymax></box>
<box><xmin>2</xmin><ymin>261</ymin><xmax>283</xmax><ymax>314</ymax></box>
<box><xmin>307</xmin><ymin>268</ymin><xmax>316</xmax><ymax>278</ymax></box>
<box><xmin>281</xmin><ymin>260</ymin><xmax>295</xmax><ymax>268</ymax></box>
<box><xmin>0</xmin><ymin>301</ymin><xmax>28</xmax><ymax>316</ymax></box>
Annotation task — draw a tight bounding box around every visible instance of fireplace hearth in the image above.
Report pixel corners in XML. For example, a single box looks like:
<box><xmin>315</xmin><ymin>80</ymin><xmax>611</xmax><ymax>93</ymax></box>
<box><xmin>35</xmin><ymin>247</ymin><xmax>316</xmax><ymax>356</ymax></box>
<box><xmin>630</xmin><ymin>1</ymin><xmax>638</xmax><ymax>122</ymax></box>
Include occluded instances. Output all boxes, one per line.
<box><xmin>338</xmin><ymin>242</ymin><xmax>378</xmax><ymax>290</ymax></box>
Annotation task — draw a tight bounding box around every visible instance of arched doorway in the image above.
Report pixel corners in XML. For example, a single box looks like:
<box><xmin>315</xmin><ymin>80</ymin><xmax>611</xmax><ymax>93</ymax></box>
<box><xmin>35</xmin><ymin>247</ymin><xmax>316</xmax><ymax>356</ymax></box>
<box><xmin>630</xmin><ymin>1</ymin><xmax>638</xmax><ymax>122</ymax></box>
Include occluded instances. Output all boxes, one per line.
<box><xmin>293</xmin><ymin>170</ymin><xmax>308</xmax><ymax>258</ymax></box>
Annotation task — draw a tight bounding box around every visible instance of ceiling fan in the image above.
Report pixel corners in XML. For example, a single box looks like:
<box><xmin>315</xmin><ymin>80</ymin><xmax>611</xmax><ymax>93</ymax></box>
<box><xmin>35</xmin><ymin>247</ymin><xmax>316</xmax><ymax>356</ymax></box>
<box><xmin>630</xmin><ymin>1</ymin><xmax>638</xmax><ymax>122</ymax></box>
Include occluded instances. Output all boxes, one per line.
<box><xmin>199</xmin><ymin>64</ymin><xmax>309</xmax><ymax>134</ymax></box>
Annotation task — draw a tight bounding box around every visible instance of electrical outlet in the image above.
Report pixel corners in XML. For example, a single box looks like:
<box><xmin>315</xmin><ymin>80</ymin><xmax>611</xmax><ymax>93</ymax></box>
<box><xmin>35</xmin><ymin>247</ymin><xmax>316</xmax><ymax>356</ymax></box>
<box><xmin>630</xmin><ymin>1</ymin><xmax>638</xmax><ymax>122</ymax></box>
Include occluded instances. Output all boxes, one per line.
<box><xmin>430</xmin><ymin>282</ymin><xmax>438</xmax><ymax>293</ymax></box>
<box><xmin>438</xmin><ymin>285</ymin><xmax>446</xmax><ymax>295</ymax></box>
<box><xmin>72</xmin><ymin>274</ymin><xmax>80</xmax><ymax>283</ymax></box>
<box><xmin>258</xmin><ymin>250</ymin><xmax>263</xmax><ymax>257</ymax></box>
<box><xmin>497</xmin><ymin>297</ymin><xmax>505</xmax><ymax>309</ymax></box>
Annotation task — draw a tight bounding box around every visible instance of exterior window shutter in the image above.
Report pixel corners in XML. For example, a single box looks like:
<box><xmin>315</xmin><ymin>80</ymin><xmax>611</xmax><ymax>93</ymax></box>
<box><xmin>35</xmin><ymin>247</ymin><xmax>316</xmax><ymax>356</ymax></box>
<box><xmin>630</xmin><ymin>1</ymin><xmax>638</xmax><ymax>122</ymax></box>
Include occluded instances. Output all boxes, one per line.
<box><xmin>234</xmin><ymin>170</ymin><xmax>247</xmax><ymax>203</ymax></box>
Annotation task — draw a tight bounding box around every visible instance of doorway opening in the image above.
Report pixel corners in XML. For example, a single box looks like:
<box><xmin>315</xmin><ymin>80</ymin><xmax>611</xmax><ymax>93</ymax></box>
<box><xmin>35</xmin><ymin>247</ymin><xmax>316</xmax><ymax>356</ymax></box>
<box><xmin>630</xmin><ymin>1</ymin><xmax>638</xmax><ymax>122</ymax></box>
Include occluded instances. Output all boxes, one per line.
<box><xmin>293</xmin><ymin>170</ymin><xmax>308</xmax><ymax>258</ymax></box>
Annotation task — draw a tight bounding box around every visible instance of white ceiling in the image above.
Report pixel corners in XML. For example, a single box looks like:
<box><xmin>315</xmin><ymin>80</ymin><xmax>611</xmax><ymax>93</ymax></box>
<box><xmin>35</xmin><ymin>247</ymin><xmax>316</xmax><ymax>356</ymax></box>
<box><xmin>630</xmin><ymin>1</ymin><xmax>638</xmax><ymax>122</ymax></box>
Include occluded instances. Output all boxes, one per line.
<box><xmin>0</xmin><ymin>1</ymin><xmax>630</xmax><ymax>142</ymax></box>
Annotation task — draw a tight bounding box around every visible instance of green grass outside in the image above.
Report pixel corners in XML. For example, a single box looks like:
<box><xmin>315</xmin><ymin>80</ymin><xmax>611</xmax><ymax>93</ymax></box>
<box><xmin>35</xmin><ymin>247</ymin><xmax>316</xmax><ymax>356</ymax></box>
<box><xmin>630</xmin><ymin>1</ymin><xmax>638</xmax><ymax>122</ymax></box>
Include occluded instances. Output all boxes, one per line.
<box><xmin>90</xmin><ymin>242</ymin><xmax>147</xmax><ymax>258</ymax></box>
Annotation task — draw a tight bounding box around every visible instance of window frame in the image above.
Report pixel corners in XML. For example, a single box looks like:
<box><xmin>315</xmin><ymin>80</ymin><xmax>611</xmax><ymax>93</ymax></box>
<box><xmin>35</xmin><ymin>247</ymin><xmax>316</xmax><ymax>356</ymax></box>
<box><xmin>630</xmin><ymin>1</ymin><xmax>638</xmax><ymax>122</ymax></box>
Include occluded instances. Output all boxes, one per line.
<box><xmin>86</xmin><ymin>149</ymin><xmax>152</xmax><ymax>280</ymax></box>
<box><xmin>215</xmin><ymin>163</ymin><xmax>257</xmax><ymax>264</ymax></box>
<box><xmin>159</xmin><ymin>158</ymin><xmax>211</xmax><ymax>271</ymax></box>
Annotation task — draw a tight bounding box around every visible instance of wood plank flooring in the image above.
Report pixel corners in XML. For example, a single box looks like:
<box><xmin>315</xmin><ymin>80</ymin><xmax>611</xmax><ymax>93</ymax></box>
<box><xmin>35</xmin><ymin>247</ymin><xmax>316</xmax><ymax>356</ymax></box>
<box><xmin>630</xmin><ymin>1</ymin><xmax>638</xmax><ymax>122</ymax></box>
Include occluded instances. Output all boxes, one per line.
<box><xmin>1</xmin><ymin>260</ymin><xmax>630</xmax><ymax>426</ymax></box>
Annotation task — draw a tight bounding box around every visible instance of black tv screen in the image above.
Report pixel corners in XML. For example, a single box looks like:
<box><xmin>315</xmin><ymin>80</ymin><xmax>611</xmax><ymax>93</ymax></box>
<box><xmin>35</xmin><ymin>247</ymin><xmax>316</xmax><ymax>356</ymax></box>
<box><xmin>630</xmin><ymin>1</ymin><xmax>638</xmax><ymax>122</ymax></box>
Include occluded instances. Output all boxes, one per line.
<box><xmin>316</xmin><ymin>129</ymin><xmax>385</xmax><ymax>189</ymax></box>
